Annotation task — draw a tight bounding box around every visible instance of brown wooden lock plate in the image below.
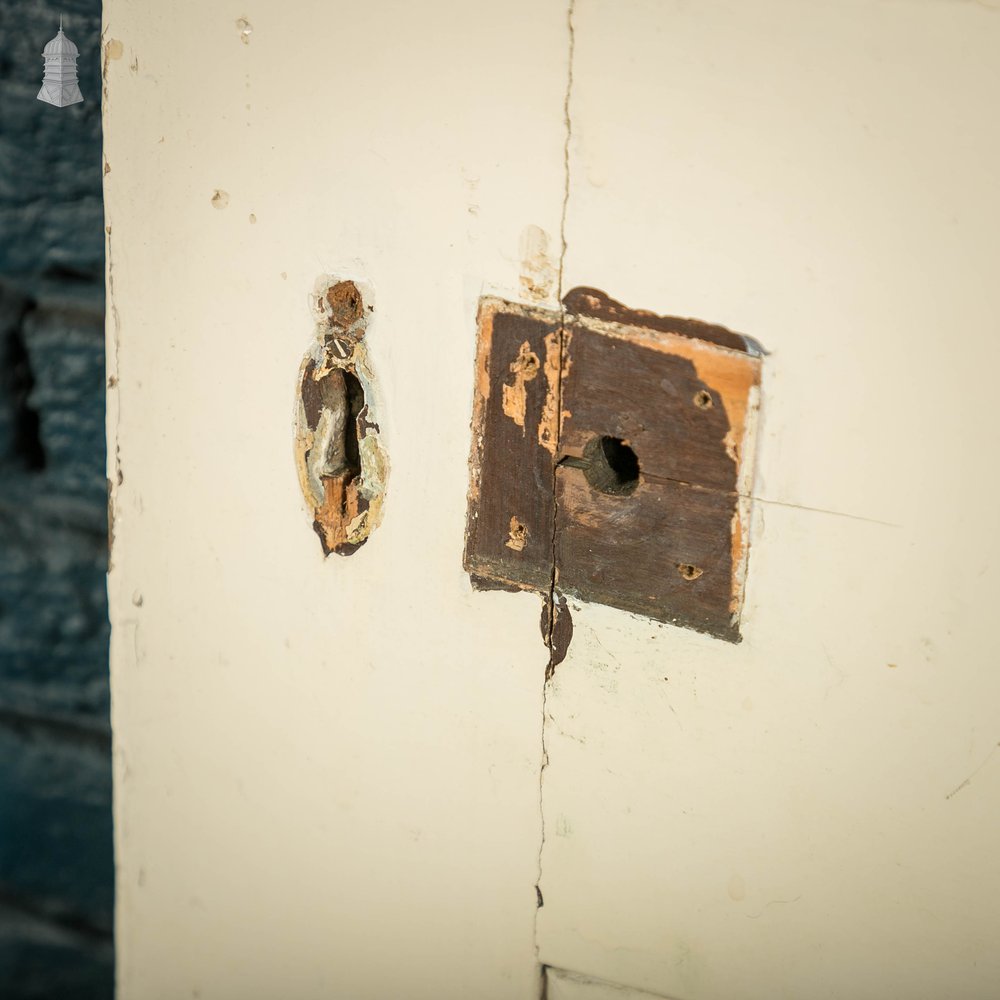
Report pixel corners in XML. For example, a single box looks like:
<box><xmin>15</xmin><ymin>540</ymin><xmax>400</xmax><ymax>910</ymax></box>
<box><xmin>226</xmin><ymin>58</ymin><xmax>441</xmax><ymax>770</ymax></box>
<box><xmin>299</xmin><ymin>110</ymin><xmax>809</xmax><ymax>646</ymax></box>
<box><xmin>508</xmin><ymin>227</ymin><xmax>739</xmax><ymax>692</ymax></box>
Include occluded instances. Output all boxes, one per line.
<box><xmin>464</xmin><ymin>288</ymin><xmax>762</xmax><ymax>642</ymax></box>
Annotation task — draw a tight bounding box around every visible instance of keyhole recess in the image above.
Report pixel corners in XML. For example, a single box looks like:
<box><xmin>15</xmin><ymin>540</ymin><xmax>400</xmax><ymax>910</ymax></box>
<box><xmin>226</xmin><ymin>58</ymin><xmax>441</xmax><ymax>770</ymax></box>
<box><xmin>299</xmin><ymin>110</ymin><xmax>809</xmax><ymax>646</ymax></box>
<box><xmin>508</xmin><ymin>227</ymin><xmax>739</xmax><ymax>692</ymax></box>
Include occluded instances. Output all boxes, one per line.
<box><xmin>295</xmin><ymin>276</ymin><xmax>388</xmax><ymax>557</ymax></box>
<box><xmin>328</xmin><ymin>369</ymin><xmax>365</xmax><ymax>486</ymax></box>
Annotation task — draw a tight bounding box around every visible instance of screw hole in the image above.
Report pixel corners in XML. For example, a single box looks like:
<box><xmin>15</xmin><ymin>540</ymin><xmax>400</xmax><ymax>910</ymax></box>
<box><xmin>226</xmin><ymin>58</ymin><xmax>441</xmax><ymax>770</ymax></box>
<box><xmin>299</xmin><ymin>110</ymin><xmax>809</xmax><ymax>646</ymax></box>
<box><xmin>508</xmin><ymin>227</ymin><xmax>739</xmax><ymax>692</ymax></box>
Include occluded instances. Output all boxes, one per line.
<box><xmin>694</xmin><ymin>390</ymin><xmax>713</xmax><ymax>410</ymax></box>
<box><xmin>506</xmin><ymin>516</ymin><xmax>527</xmax><ymax>551</ymax></box>
<box><xmin>583</xmin><ymin>436</ymin><xmax>640</xmax><ymax>496</ymax></box>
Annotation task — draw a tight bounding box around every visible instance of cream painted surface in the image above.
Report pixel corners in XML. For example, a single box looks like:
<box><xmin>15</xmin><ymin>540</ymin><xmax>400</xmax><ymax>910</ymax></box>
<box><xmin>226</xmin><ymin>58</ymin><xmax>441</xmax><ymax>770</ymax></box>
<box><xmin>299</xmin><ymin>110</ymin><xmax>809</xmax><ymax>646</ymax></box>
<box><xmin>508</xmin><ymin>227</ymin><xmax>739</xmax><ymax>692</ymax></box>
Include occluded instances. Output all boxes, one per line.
<box><xmin>538</xmin><ymin>2</ymin><xmax>1000</xmax><ymax>999</ymax></box>
<box><xmin>546</xmin><ymin>967</ymin><xmax>678</xmax><ymax>1000</ymax></box>
<box><xmin>103</xmin><ymin>2</ymin><xmax>567</xmax><ymax>998</ymax></box>
<box><xmin>106</xmin><ymin>1</ymin><xmax>1000</xmax><ymax>999</ymax></box>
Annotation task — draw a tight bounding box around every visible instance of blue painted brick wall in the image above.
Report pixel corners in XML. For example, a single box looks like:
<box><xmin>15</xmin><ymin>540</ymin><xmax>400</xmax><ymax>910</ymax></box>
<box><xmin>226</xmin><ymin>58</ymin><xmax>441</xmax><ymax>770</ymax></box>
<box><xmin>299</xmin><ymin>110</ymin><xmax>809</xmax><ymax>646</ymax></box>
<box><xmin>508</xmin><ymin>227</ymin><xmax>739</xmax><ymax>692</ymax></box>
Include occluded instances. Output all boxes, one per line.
<box><xmin>0</xmin><ymin>0</ymin><xmax>113</xmax><ymax>996</ymax></box>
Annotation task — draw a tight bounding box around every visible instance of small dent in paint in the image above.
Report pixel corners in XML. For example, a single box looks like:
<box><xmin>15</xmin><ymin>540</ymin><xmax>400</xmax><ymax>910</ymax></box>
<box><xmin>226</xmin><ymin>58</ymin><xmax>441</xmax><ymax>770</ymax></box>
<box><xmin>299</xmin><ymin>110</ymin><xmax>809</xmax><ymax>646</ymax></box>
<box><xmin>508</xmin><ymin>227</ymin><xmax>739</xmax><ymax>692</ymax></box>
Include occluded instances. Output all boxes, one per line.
<box><xmin>249</xmin><ymin>213</ymin><xmax>256</xmax><ymax>224</ymax></box>
<box><xmin>211</xmin><ymin>189</ymin><xmax>229</xmax><ymax>209</ymax></box>
<box><xmin>728</xmin><ymin>875</ymin><xmax>746</xmax><ymax>902</ymax></box>
<box><xmin>236</xmin><ymin>17</ymin><xmax>252</xmax><ymax>44</ymax></box>
<box><xmin>519</xmin><ymin>224</ymin><xmax>556</xmax><ymax>303</ymax></box>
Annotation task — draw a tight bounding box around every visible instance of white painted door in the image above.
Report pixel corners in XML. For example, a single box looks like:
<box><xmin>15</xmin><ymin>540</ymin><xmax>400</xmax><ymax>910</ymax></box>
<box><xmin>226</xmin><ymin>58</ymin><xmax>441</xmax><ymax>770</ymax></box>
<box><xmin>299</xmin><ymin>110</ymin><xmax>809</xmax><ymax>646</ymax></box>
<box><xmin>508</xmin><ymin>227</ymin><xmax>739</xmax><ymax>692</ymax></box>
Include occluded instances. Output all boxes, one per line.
<box><xmin>537</xmin><ymin>4</ymin><xmax>1000</xmax><ymax>999</ymax></box>
<box><xmin>104</xmin><ymin>2</ymin><xmax>1000</xmax><ymax>999</ymax></box>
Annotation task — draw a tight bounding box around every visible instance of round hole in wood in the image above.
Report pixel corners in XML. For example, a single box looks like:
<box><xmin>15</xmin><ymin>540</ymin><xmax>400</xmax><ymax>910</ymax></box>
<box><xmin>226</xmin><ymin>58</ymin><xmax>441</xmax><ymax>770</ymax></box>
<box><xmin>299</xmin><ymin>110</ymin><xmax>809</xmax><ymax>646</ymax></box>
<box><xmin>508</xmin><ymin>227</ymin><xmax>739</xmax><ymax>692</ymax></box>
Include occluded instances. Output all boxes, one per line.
<box><xmin>583</xmin><ymin>436</ymin><xmax>640</xmax><ymax>496</ymax></box>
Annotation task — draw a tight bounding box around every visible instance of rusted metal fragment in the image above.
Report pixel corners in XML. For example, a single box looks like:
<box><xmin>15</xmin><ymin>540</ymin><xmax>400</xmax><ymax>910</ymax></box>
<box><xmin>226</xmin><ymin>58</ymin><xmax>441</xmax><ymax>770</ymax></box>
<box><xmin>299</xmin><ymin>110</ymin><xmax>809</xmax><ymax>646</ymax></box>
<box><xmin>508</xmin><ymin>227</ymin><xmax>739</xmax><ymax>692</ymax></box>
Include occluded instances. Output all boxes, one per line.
<box><xmin>294</xmin><ymin>278</ymin><xmax>387</xmax><ymax>556</ymax></box>
<box><xmin>464</xmin><ymin>298</ymin><xmax>561</xmax><ymax>593</ymax></box>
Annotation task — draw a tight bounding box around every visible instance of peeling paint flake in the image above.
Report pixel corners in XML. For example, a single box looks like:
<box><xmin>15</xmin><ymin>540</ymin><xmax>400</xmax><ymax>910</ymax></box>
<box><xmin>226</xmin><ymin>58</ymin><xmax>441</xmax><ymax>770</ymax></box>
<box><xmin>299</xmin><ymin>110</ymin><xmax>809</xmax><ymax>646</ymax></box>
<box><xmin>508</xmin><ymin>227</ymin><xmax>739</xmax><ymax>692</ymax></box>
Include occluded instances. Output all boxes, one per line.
<box><xmin>501</xmin><ymin>340</ymin><xmax>540</xmax><ymax>429</ymax></box>
<box><xmin>538</xmin><ymin>327</ymin><xmax>570</xmax><ymax>454</ymax></box>
<box><xmin>506</xmin><ymin>516</ymin><xmax>528</xmax><ymax>551</ymax></box>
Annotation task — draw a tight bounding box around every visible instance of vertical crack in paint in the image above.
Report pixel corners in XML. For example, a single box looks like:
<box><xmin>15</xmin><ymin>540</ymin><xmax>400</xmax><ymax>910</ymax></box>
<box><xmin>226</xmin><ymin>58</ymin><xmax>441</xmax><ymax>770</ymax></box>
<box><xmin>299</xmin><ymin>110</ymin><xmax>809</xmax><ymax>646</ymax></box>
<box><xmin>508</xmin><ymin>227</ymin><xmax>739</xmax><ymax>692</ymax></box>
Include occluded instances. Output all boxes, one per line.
<box><xmin>544</xmin><ymin>0</ymin><xmax>575</xmax><ymax>679</ymax></box>
<box><xmin>535</xmin><ymin>0</ymin><xmax>576</xmax><ymax>986</ymax></box>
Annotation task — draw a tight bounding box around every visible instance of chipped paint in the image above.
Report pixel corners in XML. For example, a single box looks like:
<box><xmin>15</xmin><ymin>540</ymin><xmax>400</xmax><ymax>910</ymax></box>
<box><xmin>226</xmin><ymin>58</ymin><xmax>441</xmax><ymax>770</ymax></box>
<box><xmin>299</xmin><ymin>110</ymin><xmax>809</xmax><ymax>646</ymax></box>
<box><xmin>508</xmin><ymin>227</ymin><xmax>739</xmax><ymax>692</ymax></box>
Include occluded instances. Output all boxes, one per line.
<box><xmin>294</xmin><ymin>277</ymin><xmax>388</xmax><ymax>556</ymax></box>
<box><xmin>507</xmin><ymin>516</ymin><xmax>528</xmax><ymax>551</ymax></box>
<box><xmin>501</xmin><ymin>340</ymin><xmax>540</xmax><ymax>429</ymax></box>
<box><xmin>467</xmin><ymin>297</ymin><xmax>559</xmax><ymax>507</ymax></box>
<box><xmin>538</xmin><ymin>327</ymin><xmax>570</xmax><ymax>454</ymax></box>
<box><xmin>729</xmin><ymin>381</ymin><xmax>762</xmax><ymax>618</ymax></box>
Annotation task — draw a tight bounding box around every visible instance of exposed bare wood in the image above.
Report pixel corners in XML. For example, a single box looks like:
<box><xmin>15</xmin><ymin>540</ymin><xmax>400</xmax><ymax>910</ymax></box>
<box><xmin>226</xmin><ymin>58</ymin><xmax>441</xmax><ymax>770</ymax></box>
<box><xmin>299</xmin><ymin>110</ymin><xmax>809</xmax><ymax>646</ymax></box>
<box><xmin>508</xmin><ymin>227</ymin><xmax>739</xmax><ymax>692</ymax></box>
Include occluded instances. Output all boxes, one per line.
<box><xmin>464</xmin><ymin>290</ymin><xmax>762</xmax><ymax>642</ymax></box>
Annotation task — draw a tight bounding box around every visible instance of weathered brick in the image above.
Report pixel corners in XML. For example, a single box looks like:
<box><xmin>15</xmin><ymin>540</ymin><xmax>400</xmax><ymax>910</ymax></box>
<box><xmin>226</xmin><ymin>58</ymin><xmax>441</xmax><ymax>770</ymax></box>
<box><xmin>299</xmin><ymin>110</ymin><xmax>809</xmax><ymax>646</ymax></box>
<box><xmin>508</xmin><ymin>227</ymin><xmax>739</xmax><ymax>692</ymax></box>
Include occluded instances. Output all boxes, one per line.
<box><xmin>0</xmin><ymin>489</ymin><xmax>109</xmax><ymax>721</ymax></box>
<box><xmin>20</xmin><ymin>304</ymin><xmax>106</xmax><ymax>499</ymax></box>
<box><xmin>0</xmin><ymin>283</ymin><xmax>33</xmax><ymax>470</ymax></box>
<box><xmin>0</xmin><ymin>725</ymin><xmax>112</xmax><ymax>934</ymax></box>
<box><xmin>0</xmin><ymin>910</ymin><xmax>112</xmax><ymax>1000</ymax></box>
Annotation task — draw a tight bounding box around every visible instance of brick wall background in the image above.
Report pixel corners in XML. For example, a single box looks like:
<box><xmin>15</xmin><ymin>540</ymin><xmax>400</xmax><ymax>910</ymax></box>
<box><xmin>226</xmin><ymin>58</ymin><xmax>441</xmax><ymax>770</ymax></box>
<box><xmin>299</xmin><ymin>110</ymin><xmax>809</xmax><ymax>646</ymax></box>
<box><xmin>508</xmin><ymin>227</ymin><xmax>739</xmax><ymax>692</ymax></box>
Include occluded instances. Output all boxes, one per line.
<box><xmin>0</xmin><ymin>1</ymin><xmax>113</xmax><ymax>996</ymax></box>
